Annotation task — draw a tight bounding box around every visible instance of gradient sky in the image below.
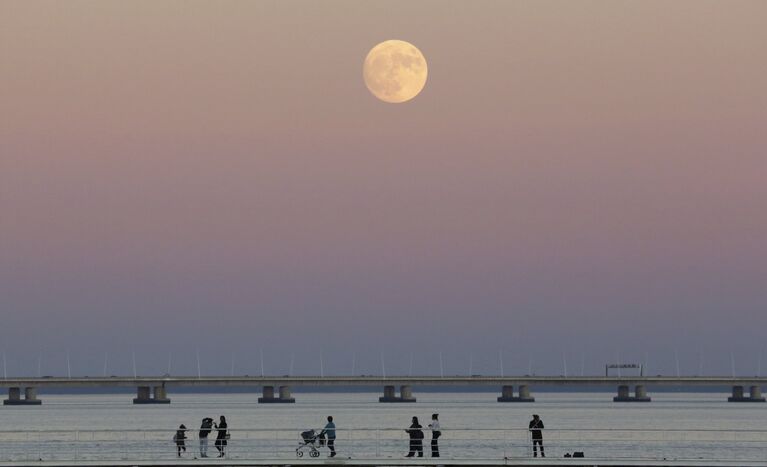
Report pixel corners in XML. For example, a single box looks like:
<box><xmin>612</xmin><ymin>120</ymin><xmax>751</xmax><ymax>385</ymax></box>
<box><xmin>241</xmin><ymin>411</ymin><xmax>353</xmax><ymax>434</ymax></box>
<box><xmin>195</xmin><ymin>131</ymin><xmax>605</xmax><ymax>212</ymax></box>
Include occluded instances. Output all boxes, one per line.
<box><xmin>1</xmin><ymin>0</ymin><xmax>765</xmax><ymax>377</ymax></box>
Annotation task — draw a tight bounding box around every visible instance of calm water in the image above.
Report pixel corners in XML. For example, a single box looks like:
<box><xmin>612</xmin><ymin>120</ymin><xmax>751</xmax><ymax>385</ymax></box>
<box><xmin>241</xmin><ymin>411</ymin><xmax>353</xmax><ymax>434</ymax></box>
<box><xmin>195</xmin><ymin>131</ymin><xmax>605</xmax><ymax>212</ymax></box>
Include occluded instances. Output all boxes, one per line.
<box><xmin>1</xmin><ymin>392</ymin><xmax>766</xmax><ymax>461</ymax></box>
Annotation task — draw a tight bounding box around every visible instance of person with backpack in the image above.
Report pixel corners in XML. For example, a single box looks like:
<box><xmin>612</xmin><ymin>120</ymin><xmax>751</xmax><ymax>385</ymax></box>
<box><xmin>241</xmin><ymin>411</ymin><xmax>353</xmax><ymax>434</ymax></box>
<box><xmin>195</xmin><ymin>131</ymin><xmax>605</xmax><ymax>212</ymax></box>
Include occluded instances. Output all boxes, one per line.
<box><xmin>199</xmin><ymin>417</ymin><xmax>214</xmax><ymax>457</ymax></box>
<box><xmin>428</xmin><ymin>414</ymin><xmax>441</xmax><ymax>457</ymax></box>
<box><xmin>173</xmin><ymin>424</ymin><xmax>187</xmax><ymax>457</ymax></box>
<box><xmin>214</xmin><ymin>415</ymin><xmax>228</xmax><ymax>457</ymax></box>
<box><xmin>405</xmin><ymin>416</ymin><xmax>424</xmax><ymax>457</ymax></box>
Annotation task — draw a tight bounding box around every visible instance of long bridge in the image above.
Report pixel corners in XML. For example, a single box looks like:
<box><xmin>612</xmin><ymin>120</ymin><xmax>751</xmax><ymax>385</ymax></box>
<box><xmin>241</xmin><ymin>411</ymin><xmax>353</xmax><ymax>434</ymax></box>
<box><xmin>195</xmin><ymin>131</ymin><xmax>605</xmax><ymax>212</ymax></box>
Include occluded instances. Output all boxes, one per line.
<box><xmin>2</xmin><ymin>375</ymin><xmax>766</xmax><ymax>405</ymax></box>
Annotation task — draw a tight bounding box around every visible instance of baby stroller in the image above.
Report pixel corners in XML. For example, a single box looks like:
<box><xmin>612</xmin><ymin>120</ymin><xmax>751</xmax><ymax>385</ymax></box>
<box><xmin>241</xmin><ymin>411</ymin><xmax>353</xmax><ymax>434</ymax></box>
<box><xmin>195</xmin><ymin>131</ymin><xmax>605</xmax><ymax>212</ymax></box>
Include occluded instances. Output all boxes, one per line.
<box><xmin>296</xmin><ymin>429</ymin><xmax>325</xmax><ymax>457</ymax></box>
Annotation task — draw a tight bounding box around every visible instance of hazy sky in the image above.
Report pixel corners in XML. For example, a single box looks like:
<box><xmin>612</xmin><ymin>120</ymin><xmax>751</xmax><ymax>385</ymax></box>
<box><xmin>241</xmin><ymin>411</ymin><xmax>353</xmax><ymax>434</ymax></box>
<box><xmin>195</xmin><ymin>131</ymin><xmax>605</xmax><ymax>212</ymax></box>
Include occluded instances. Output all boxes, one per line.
<box><xmin>1</xmin><ymin>0</ymin><xmax>765</xmax><ymax>377</ymax></box>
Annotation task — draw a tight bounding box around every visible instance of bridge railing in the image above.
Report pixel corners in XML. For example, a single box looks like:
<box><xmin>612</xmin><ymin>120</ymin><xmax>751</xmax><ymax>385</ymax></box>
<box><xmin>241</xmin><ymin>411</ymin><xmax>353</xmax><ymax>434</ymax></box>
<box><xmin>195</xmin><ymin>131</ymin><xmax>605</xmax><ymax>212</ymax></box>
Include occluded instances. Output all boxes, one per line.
<box><xmin>0</xmin><ymin>427</ymin><xmax>766</xmax><ymax>462</ymax></box>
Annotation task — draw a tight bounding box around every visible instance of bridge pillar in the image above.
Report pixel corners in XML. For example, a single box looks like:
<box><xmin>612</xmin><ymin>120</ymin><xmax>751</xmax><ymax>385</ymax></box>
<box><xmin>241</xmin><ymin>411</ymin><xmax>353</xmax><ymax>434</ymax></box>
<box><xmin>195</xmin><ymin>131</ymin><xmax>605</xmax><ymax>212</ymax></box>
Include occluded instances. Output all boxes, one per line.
<box><xmin>133</xmin><ymin>385</ymin><xmax>170</xmax><ymax>404</ymax></box>
<box><xmin>378</xmin><ymin>385</ymin><xmax>415</xmax><ymax>402</ymax></box>
<box><xmin>258</xmin><ymin>385</ymin><xmax>294</xmax><ymax>403</ymax></box>
<box><xmin>23</xmin><ymin>387</ymin><xmax>42</xmax><ymax>405</ymax></box>
<box><xmin>134</xmin><ymin>386</ymin><xmax>151</xmax><ymax>403</ymax></box>
<box><xmin>613</xmin><ymin>384</ymin><xmax>650</xmax><ymax>402</ymax></box>
<box><xmin>729</xmin><ymin>385</ymin><xmax>765</xmax><ymax>402</ymax></box>
<box><xmin>379</xmin><ymin>385</ymin><xmax>397</xmax><ymax>402</ymax></box>
<box><xmin>4</xmin><ymin>387</ymin><xmax>20</xmax><ymax>405</ymax></box>
<box><xmin>617</xmin><ymin>385</ymin><xmax>629</xmax><ymax>398</ymax></box>
<box><xmin>152</xmin><ymin>385</ymin><xmax>171</xmax><ymax>404</ymax></box>
<box><xmin>497</xmin><ymin>385</ymin><xmax>514</xmax><ymax>401</ymax></box>
<box><xmin>498</xmin><ymin>384</ymin><xmax>534</xmax><ymax>402</ymax></box>
<box><xmin>259</xmin><ymin>385</ymin><xmax>275</xmax><ymax>402</ymax></box>
<box><xmin>278</xmin><ymin>385</ymin><xmax>296</xmax><ymax>403</ymax></box>
<box><xmin>634</xmin><ymin>385</ymin><xmax>651</xmax><ymax>401</ymax></box>
<box><xmin>400</xmin><ymin>385</ymin><xmax>416</xmax><ymax>402</ymax></box>
<box><xmin>3</xmin><ymin>386</ymin><xmax>41</xmax><ymax>406</ymax></box>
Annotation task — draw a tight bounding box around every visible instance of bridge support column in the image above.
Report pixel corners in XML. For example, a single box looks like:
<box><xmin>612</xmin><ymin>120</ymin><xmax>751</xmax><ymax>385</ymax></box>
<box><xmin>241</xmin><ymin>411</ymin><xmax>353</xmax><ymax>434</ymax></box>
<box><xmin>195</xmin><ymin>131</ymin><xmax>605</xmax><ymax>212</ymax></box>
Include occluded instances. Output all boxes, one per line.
<box><xmin>613</xmin><ymin>384</ymin><xmax>652</xmax><ymax>402</ymax></box>
<box><xmin>728</xmin><ymin>385</ymin><xmax>765</xmax><ymax>402</ymax></box>
<box><xmin>399</xmin><ymin>385</ymin><xmax>416</xmax><ymax>402</ymax></box>
<box><xmin>4</xmin><ymin>387</ymin><xmax>41</xmax><ymax>405</ymax></box>
<box><xmin>258</xmin><ymin>385</ymin><xmax>294</xmax><ymax>403</ymax></box>
<box><xmin>634</xmin><ymin>385</ymin><xmax>651</xmax><ymax>401</ymax></box>
<box><xmin>278</xmin><ymin>385</ymin><xmax>295</xmax><ymax>403</ymax></box>
<box><xmin>613</xmin><ymin>384</ymin><xmax>650</xmax><ymax>402</ymax></box>
<box><xmin>498</xmin><ymin>384</ymin><xmax>534</xmax><ymax>402</ymax></box>
<box><xmin>133</xmin><ymin>385</ymin><xmax>170</xmax><ymax>404</ymax></box>
<box><xmin>23</xmin><ymin>387</ymin><xmax>42</xmax><ymax>405</ymax></box>
<box><xmin>4</xmin><ymin>387</ymin><xmax>20</xmax><ymax>405</ymax></box>
<box><xmin>497</xmin><ymin>385</ymin><xmax>514</xmax><ymax>401</ymax></box>
<box><xmin>379</xmin><ymin>385</ymin><xmax>397</xmax><ymax>402</ymax></box>
<box><xmin>152</xmin><ymin>385</ymin><xmax>171</xmax><ymax>404</ymax></box>
<box><xmin>134</xmin><ymin>386</ymin><xmax>151</xmax><ymax>403</ymax></box>
<box><xmin>379</xmin><ymin>385</ymin><xmax>415</xmax><ymax>402</ymax></box>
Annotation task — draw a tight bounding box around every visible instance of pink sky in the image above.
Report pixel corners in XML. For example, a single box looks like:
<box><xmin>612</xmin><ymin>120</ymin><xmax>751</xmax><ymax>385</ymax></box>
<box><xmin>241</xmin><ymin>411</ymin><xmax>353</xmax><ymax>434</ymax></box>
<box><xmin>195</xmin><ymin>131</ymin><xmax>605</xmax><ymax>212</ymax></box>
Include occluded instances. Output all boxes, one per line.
<box><xmin>1</xmin><ymin>1</ymin><xmax>765</xmax><ymax>376</ymax></box>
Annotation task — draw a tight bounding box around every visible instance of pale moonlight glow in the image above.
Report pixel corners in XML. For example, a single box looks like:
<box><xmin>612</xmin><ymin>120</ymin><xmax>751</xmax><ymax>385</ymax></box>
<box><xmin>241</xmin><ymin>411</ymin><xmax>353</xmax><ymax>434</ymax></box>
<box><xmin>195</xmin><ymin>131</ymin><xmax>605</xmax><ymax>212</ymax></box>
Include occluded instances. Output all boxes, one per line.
<box><xmin>363</xmin><ymin>40</ymin><xmax>428</xmax><ymax>104</ymax></box>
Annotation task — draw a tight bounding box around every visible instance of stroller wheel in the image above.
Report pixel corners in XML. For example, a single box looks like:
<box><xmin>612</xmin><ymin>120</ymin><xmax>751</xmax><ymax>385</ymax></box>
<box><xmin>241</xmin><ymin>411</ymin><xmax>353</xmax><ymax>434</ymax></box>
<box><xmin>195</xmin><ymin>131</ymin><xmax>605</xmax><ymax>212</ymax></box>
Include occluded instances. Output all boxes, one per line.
<box><xmin>310</xmin><ymin>450</ymin><xmax>320</xmax><ymax>458</ymax></box>
<box><xmin>296</xmin><ymin>450</ymin><xmax>304</xmax><ymax>458</ymax></box>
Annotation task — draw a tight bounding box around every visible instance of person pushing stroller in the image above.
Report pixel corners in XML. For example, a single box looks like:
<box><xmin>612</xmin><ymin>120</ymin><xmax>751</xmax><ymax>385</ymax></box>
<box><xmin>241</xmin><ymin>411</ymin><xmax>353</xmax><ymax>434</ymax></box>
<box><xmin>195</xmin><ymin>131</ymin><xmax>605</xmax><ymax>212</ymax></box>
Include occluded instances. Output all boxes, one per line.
<box><xmin>319</xmin><ymin>416</ymin><xmax>336</xmax><ymax>458</ymax></box>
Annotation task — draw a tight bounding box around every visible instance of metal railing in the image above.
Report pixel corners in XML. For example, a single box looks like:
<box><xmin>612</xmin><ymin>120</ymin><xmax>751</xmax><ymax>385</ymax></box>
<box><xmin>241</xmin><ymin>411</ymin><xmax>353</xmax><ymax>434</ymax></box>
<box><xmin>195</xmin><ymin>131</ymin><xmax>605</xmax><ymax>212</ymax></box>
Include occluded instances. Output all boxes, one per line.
<box><xmin>1</xmin><ymin>427</ymin><xmax>766</xmax><ymax>462</ymax></box>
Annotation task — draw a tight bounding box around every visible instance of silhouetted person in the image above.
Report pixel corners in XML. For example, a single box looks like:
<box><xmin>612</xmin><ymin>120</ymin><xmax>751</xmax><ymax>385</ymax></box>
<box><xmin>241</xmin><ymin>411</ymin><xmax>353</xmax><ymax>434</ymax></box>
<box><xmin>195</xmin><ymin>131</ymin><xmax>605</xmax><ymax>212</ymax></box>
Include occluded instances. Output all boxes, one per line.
<box><xmin>529</xmin><ymin>414</ymin><xmax>544</xmax><ymax>457</ymax></box>
<box><xmin>405</xmin><ymin>416</ymin><xmax>424</xmax><ymax>457</ymax></box>
<box><xmin>199</xmin><ymin>417</ymin><xmax>213</xmax><ymax>457</ymax></box>
<box><xmin>214</xmin><ymin>415</ymin><xmax>228</xmax><ymax>457</ymax></box>
<box><xmin>321</xmin><ymin>416</ymin><xmax>336</xmax><ymax>457</ymax></box>
<box><xmin>174</xmin><ymin>424</ymin><xmax>187</xmax><ymax>457</ymax></box>
<box><xmin>428</xmin><ymin>414</ymin><xmax>441</xmax><ymax>457</ymax></box>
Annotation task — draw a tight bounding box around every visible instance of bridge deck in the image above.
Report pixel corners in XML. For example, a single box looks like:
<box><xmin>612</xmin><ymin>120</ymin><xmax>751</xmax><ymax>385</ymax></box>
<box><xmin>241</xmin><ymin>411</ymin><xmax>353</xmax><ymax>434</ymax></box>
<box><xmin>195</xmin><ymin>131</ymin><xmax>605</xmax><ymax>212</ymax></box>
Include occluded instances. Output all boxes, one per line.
<box><xmin>1</xmin><ymin>376</ymin><xmax>767</xmax><ymax>388</ymax></box>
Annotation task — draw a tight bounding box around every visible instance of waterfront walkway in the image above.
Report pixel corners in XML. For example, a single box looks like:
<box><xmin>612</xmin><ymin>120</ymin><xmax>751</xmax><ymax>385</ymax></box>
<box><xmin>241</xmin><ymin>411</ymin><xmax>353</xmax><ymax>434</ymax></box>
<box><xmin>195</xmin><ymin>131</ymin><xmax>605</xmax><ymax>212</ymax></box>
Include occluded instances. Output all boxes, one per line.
<box><xmin>1</xmin><ymin>428</ymin><xmax>766</xmax><ymax>467</ymax></box>
<box><xmin>3</xmin><ymin>459</ymin><xmax>767</xmax><ymax>467</ymax></box>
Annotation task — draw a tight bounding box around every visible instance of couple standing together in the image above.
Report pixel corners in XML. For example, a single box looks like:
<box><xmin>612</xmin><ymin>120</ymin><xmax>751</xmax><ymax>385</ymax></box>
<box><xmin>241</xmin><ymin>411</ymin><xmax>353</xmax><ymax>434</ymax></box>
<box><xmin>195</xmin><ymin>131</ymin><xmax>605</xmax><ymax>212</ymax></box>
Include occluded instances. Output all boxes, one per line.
<box><xmin>406</xmin><ymin>414</ymin><xmax>441</xmax><ymax>458</ymax></box>
<box><xmin>199</xmin><ymin>416</ymin><xmax>228</xmax><ymax>458</ymax></box>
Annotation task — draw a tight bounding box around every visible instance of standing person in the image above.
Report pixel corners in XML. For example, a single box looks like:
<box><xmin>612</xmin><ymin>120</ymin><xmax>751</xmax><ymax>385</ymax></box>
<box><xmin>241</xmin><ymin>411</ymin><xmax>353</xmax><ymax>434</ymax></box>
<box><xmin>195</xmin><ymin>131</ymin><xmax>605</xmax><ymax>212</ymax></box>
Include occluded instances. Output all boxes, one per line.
<box><xmin>214</xmin><ymin>415</ymin><xmax>228</xmax><ymax>457</ymax></box>
<box><xmin>173</xmin><ymin>424</ymin><xmax>187</xmax><ymax>457</ymax></box>
<box><xmin>528</xmin><ymin>414</ymin><xmax>545</xmax><ymax>458</ymax></box>
<box><xmin>405</xmin><ymin>416</ymin><xmax>424</xmax><ymax>457</ymax></box>
<box><xmin>428</xmin><ymin>414</ymin><xmax>441</xmax><ymax>457</ymax></box>
<box><xmin>199</xmin><ymin>417</ymin><xmax>213</xmax><ymax>458</ymax></box>
<box><xmin>320</xmin><ymin>416</ymin><xmax>336</xmax><ymax>457</ymax></box>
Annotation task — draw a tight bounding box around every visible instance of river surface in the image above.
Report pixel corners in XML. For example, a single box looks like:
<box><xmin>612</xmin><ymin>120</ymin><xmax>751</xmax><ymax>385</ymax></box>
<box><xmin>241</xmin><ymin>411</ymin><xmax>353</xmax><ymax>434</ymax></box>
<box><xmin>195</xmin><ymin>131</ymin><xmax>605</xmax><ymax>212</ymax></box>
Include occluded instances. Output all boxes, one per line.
<box><xmin>1</xmin><ymin>392</ymin><xmax>765</xmax><ymax>462</ymax></box>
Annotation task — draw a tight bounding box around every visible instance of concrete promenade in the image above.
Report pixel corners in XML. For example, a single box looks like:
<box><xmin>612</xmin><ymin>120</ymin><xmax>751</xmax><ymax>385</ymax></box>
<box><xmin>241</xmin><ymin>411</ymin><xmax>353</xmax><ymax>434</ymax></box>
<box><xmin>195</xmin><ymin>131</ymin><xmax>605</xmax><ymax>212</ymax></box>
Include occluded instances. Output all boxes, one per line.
<box><xmin>2</xmin><ymin>376</ymin><xmax>766</xmax><ymax>404</ymax></box>
<box><xmin>3</xmin><ymin>459</ymin><xmax>767</xmax><ymax>467</ymax></box>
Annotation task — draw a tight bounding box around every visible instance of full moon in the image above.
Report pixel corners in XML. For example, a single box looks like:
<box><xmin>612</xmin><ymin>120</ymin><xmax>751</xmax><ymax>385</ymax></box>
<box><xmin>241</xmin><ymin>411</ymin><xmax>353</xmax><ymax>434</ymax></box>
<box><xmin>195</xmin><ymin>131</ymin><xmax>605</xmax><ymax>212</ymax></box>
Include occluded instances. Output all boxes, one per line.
<box><xmin>363</xmin><ymin>40</ymin><xmax>428</xmax><ymax>104</ymax></box>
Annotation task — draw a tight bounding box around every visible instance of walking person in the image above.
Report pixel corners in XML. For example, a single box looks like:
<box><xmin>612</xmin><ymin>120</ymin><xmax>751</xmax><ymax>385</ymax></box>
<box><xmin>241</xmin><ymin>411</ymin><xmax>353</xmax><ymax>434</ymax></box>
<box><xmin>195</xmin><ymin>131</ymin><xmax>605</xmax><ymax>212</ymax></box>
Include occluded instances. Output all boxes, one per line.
<box><xmin>214</xmin><ymin>415</ymin><xmax>228</xmax><ymax>457</ymax></box>
<box><xmin>173</xmin><ymin>424</ymin><xmax>187</xmax><ymax>457</ymax></box>
<box><xmin>199</xmin><ymin>417</ymin><xmax>213</xmax><ymax>457</ymax></box>
<box><xmin>320</xmin><ymin>416</ymin><xmax>336</xmax><ymax>457</ymax></box>
<box><xmin>528</xmin><ymin>414</ymin><xmax>544</xmax><ymax>458</ymax></box>
<box><xmin>405</xmin><ymin>416</ymin><xmax>424</xmax><ymax>457</ymax></box>
<box><xmin>428</xmin><ymin>414</ymin><xmax>441</xmax><ymax>457</ymax></box>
